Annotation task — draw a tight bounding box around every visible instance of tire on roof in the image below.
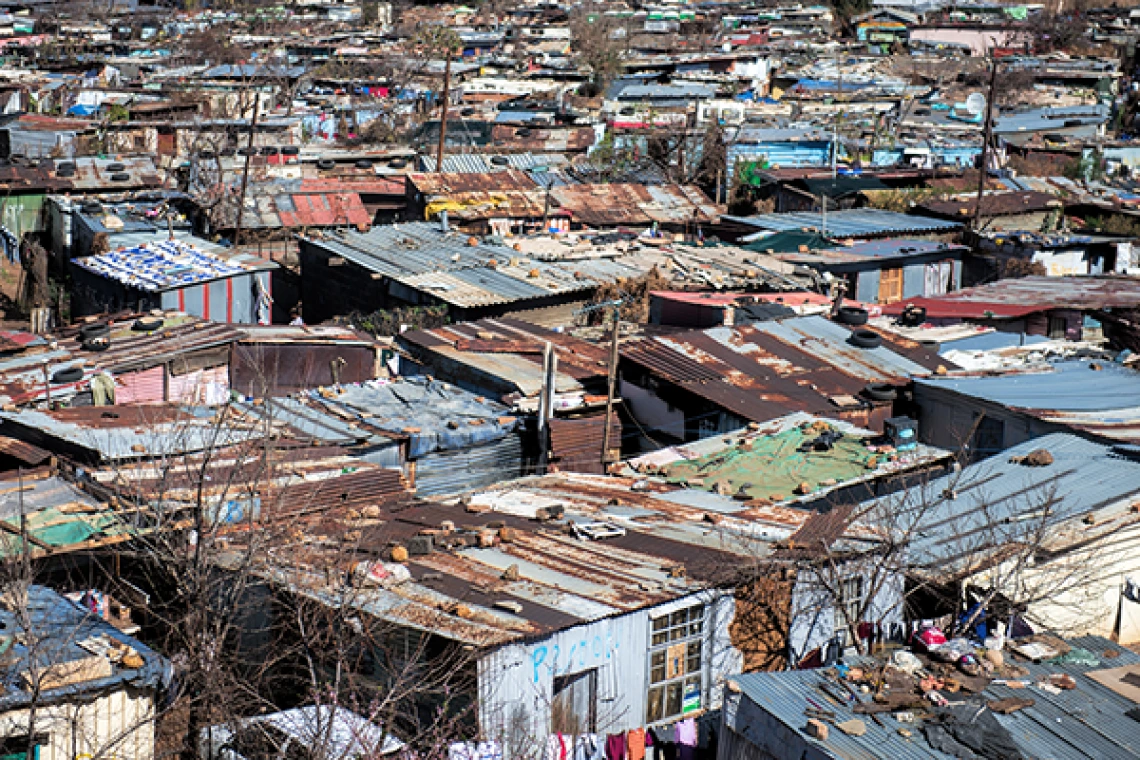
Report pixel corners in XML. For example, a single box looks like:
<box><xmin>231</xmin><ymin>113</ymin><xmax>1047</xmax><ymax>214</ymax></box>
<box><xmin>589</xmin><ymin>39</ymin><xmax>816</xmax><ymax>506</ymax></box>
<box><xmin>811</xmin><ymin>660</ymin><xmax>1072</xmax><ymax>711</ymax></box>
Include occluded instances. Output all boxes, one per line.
<box><xmin>849</xmin><ymin>329</ymin><xmax>882</xmax><ymax>349</ymax></box>
<box><xmin>835</xmin><ymin>306</ymin><xmax>868</xmax><ymax>326</ymax></box>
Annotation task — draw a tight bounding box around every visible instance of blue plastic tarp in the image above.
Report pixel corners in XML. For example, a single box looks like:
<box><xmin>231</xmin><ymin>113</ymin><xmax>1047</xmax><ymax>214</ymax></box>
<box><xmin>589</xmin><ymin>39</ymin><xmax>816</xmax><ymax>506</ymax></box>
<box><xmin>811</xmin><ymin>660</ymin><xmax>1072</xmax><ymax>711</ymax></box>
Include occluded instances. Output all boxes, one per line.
<box><xmin>311</xmin><ymin>377</ymin><xmax>520</xmax><ymax>459</ymax></box>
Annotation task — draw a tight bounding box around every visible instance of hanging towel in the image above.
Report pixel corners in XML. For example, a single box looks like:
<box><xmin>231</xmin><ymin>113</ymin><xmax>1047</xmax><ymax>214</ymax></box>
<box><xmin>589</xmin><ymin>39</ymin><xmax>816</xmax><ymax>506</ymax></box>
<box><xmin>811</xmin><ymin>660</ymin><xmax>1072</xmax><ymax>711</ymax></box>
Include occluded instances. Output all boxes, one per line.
<box><xmin>605</xmin><ymin>732</ymin><xmax>626</xmax><ymax>760</ymax></box>
<box><xmin>627</xmin><ymin>728</ymin><xmax>646</xmax><ymax>760</ymax></box>
<box><xmin>675</xmin><ymin>718</ymin><xmax>697</xmax><ymax>747</ymax></box>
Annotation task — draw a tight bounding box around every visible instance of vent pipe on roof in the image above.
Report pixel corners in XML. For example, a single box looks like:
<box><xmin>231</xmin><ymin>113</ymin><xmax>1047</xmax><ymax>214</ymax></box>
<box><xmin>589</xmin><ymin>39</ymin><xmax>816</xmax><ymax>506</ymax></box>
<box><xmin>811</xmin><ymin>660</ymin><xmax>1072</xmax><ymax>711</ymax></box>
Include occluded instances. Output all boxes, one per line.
<box><xmin>440</xmin><ymin>210</ymin><xmax>449</xmax><ymax>234</ymax></box>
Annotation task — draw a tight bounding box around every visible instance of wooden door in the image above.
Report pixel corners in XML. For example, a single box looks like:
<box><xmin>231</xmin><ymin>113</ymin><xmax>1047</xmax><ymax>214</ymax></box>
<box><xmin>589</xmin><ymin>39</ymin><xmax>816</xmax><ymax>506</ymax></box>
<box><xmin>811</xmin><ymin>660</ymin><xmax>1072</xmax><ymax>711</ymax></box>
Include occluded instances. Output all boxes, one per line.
<box><xmin>878</xmin><ymin>267</ymin><xmax>903</xmax><ymax>303</ymax></box>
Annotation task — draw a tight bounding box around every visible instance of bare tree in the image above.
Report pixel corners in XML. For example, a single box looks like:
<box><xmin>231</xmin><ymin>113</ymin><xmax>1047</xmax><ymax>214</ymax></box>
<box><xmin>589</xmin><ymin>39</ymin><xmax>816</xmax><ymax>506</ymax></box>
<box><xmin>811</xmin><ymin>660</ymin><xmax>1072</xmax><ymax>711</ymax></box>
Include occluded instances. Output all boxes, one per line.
<box><xmin>569</xmin><ymin>4</ymin><xmax>629</xmax><ymax>98</ymax></box>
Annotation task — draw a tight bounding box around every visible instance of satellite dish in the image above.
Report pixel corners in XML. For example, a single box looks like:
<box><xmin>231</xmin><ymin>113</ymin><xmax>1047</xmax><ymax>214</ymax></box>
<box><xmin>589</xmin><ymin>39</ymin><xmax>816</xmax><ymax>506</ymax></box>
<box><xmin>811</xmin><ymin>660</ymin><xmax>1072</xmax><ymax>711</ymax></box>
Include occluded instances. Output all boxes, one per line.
<box><xmin>966</xmin><ymin>93</ymin><xmax>986</xmax><ymax>116</ymax></box>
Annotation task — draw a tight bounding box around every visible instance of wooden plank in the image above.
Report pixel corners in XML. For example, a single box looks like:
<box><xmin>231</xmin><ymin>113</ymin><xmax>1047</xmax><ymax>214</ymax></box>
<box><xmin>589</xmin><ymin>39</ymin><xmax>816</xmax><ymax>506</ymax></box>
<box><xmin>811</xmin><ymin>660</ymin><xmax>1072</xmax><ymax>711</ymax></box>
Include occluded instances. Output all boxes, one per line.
<box><xmin>0</xmin><ymin>519</ymin><xmax>53</xmax><ymax>551</ymax></box>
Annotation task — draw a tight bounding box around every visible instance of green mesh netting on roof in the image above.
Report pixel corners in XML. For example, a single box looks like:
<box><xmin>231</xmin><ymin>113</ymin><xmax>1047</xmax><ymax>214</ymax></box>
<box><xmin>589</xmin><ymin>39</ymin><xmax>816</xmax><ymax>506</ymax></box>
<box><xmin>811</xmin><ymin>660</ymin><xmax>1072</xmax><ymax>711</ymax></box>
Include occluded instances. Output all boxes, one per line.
<box><xmin>661</xmin><ymin>423</ymin><xmax>878</xmax><ymax>501</ymax></box>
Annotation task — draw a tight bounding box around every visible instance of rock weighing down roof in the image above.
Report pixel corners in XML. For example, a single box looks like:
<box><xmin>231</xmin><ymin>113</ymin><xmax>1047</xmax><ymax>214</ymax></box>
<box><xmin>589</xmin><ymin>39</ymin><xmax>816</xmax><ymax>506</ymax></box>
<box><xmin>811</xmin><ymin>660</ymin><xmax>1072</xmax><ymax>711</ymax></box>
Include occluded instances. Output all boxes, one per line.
<box><xmin>268</xmin><ymin>467</ymin><xmax>882</xmax><ymax>648</ymax></box>
<box><xmin>303</xmin><ymin>222</ymin><xmax>645</xmax><ymax>309</ymax></box>
<box><xmin>301</xmin><ymin>377</ymin><xmax>520</xmax><ymax>458</ymax></box>
<box><xmin>0</xmin><ymin>585</ymin><xmax>167</xmax><ymax>711</ymax></box>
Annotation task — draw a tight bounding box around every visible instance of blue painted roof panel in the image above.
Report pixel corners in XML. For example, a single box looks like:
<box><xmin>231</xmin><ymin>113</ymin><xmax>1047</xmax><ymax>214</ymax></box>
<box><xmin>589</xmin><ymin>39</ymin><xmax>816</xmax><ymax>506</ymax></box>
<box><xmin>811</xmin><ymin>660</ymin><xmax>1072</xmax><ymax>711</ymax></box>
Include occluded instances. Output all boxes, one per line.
<box><xmin>729</xmin><ymin>209</ymin><xmax>963</xmax><ymax>238</ymax></box>
<box><xmin>917</xmin><ymin>360</ymin><xmax>1140</xmax><ymax>412</ymax></box>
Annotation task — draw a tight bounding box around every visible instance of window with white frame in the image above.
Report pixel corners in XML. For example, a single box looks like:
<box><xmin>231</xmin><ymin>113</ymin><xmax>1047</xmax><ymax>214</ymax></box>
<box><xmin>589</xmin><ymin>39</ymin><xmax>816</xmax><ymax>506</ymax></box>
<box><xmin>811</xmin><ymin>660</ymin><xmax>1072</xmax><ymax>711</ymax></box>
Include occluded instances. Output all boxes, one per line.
<box><xmin>646</xmin><ymin>604</ymin><xmax>705</xmax><ymax>724</ymax></box>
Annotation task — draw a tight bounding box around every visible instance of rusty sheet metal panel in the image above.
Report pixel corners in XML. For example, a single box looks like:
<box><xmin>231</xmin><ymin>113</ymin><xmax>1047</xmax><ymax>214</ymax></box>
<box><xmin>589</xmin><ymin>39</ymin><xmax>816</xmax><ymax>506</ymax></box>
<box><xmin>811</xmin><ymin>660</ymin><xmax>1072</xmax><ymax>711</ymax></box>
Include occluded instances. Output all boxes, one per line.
<box><xmin>551</xmin><ymin>183</ymin><xmax>719</xmax><ymax>227</ymax></box>
<box><xmin>549</xmin><ymin>414</ymin><xmax>622</xmax><ymax>474</ymax></box>
<box><xmin>230</xmin><ymin>342</ymin><xmax>377</xmax><ymax>397</ymax></box>
<box><xmin>278</xmin><ymin>192</ymin><xmax>371</xmax><ymax>228</ymax></box>
<box><xmin>114</xmin><ymin>366</ymin><xmax>165</xmax><ymax>404</ymax></box>
<box><xmin>168</xmin><ymin>365</ymin><xmax>229</xmax><ymax>405</ymax></box>
<box><xmin>0</xmin><ymin>435</ymin><xmax>51</xmax><ymax>465</ymax></box>
<box><xmin>270</xmin><ymin>467</ymin><xmax>410</xmax><ymax>517</ymax></box>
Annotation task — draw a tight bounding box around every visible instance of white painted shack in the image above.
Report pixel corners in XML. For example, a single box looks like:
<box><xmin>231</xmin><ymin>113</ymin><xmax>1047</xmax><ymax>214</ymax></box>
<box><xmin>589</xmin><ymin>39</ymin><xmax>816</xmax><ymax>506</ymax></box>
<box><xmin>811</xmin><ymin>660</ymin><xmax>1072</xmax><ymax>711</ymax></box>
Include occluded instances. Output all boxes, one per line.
<box><xmin>0</xmin><ymin>585</ymin><xmax>169</xmax><ymax>760</ymax></box>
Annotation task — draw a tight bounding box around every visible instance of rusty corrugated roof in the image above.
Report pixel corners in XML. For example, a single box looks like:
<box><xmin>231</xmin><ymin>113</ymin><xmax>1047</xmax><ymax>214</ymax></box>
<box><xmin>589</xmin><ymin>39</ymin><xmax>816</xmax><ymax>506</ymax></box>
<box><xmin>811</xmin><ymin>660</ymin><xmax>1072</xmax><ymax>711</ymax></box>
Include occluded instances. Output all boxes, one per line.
<box><xmin>551</xmin><ymin>183</ymin><xmax>720</xmax><ymax>227</ymax></box>
<box><xmin>278</xmin><ymin>192</ymin><xmax>372</xmax><ymax>228</ymax></box>
<box><xmin>258</xmin><ymin>470</ymin><xmax>837</xmax><ymax>647</ymax></box>
<box><xmin>399</xmin><ymin>317</ymin><xmax>610</xmax><ymax>400</ymax></box>
<box><xmin>883</xmin><ymin>275</ymin><xmax>1140</xmax><ymax>320</ymax></box>
<box><xmin>621</xmin><ymin>315</ymin><xmax>952</xmax><ymax>424</ymax></box>
<box><xmin>0</xmin><ymin>313</ymin><xmax>241</xmax><ymax>407</ymax></box>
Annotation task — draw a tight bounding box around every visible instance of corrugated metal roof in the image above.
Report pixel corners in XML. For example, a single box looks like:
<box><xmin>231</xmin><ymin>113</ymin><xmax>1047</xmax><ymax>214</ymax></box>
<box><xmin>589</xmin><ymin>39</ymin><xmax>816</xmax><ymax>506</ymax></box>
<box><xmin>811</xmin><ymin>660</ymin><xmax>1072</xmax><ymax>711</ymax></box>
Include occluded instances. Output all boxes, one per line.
<box><xmin>0</xmin><ymin>405</ymin><xmax>269</xmax><ymax>463</ymax></box>
<box><xmin>263</xmin><ymin>468</ymin><xmax>872</xmax><ymax>646</ymax></box>
<box><xmin>621</xmin><ymin>315</ymin><xmax>951</xmax><ymax>424</ymax></box>
<box><xmin>418</xmin><ymin>153</ymin><xmax>569</xmax><ymax>173</ymax></box>
<box><xmin>0</xmin><ymin>314</ymin><xmax>242</xmax><ymax>407</ymax></box>
<box><xmin>550</xmin><ymin>183</ymin><xmax>720</xmax><ymax>227</ymax></box>
<box><xmin>882</xmin><ymin>275</ymin><xmax>1140</xmax><ymax>320</ymax></box>
<box><xmin>0</xmin><ymin>156</ymin><xmax>165</xmax><ymax>192</ymax></box>
<box><xmin>0</xmin><ymin>435</ymin><xmax>51</xmax><ymax>465</ymax></box>
<box><xmin>73</xmin><ymin>238</ymin><xmax>264</xmax><ymax>292</ymax></box>
<box><xmin>398</xmin><ymin>317</ymin><xmax>609</xmax><ymax>399</ymax></box>
<box><xmin>919</xmin><ymin>191</ymin><xmax>1063</xmax><ymax>219</ymax></box>
<box><xmin>488</xmin><ymin>124</ymin><xmax>596</xmax><ymax>153</ymax></box>
<box><xmin>917</xmin><ymin>360</ymin><xmax>1140</xmax><ymax>443</ymax></box>
<box><xmin>304</xmin><ymin>377</ymin><xmax>520</xmax><ymax>459</ymax></box>
<box><xmin>729</xmin><ymin>209</ymin><xmax>963</xmax><ymax>239</ymax></box>
<box><xmin>611</xmin><ymin>82</ymin><xmax>718</xmax><ymax>100</ymax></box>
<box><xmin>92</xmin><ymin>446</ymin><xmax>410</xmax><ymax>519</ymax></box>
<box><xmin>859</xmin><ymin>432</ymin><xmax>1140</xmax><ymax>574</ymax></box>
<box><xmin>0</xmin><ymin>586</ymin><xmax>167</xmax><ymax>709</ymax></box>
<box><xmin>729</xmin><ymin>635</ymin><xmax>1140</xmax><ymax>760</ymax></box>
<box><xmin>277</xmin><ymin>192</ymin><xmax>372</xmax><ymax>228</ymax></box>
<box><xmin>993</xmin><ymin>104</ymin><xmax>1110</xmax><ymax>135</ymax></box>
<box><xmin>304</xmin><ymin>223</ymin><xmax>642</xmax><ymax>309</ymax></box>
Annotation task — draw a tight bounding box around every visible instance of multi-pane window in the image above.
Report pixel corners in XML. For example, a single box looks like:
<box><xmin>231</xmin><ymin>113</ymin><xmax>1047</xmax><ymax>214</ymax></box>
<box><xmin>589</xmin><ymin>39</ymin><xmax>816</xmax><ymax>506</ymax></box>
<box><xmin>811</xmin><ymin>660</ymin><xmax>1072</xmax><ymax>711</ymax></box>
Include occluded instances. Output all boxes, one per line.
<box><xmin>646</xmin><ymin>604</ymin><xmax>705</xmax><ymax>724</ymax></box>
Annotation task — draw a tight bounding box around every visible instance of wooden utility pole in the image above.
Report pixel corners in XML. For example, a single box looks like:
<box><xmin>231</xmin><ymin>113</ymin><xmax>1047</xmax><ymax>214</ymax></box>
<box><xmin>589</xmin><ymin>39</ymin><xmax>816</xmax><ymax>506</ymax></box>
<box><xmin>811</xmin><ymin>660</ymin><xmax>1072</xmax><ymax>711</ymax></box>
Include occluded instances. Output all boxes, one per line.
<box><xmin>435</xmin><ymin>53</ymin><xmax>452</xmax><ymax>173</ymax></box>
<box><xmin>233</xmin><ymin>96</ymin><xmax>260</xmax><ymax>251</ymax></box>
<box><xmin>600</xmin><ymin>306</ymin><xmax>621</xmax><ymax>467</ymax></box>
<box><xmin>973</xmin><ymin>59</ymin><xmax>998</xmax><ymax>231</ymax></box>
<box><xmin>538</xmin><ymin>342</ymin><xmax>557</xmax><ymax>472</ymax></box>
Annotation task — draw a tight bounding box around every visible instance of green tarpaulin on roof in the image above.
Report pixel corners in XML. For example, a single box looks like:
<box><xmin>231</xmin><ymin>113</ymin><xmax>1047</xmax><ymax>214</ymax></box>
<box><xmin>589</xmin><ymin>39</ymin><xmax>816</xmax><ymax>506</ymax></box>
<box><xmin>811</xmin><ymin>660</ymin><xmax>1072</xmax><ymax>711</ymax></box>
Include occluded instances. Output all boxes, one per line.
<box><xmin>662</xmin><ymin>423</ymin><xmax>877</xmax><ymax>500</ymax></box>
<box><xmin>743</xmin><ymin>230</ymin><xmax>833</xmax><ymax>254</ymax></box>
